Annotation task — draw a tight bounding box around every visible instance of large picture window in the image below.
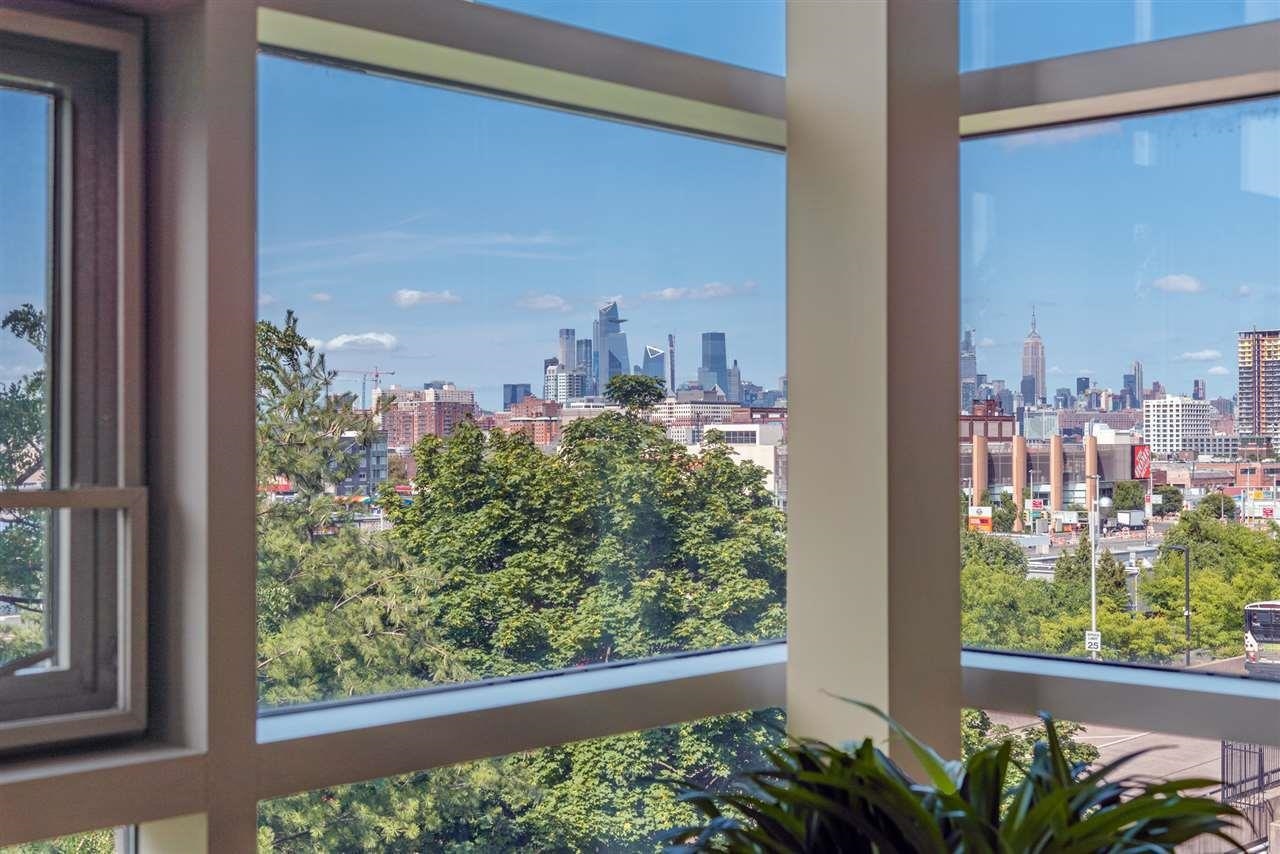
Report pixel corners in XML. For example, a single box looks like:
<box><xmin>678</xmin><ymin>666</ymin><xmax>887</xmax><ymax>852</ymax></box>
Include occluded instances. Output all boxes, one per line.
<box><xmin>959</xmin><ymin>96</ymin><xmax>1280</xmax><ymax>676</ymax></box>
<box><xmin>256</xmin><ymin>53</ymin><xmax>786</xmax><ymax>708</ymax></box>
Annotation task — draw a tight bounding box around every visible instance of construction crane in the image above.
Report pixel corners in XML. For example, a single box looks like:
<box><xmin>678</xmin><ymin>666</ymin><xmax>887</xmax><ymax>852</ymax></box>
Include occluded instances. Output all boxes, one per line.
<box><xmin>332</xmin><ymin>367</ymin><xmax>396</xmax><ymax>411</ymax></box>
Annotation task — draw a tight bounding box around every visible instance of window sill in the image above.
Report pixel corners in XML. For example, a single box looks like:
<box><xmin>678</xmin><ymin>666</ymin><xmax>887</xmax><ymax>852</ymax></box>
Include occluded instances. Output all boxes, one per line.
<box><xmin>256</xmin><ymin>642</ymin><xmax>785</xmax><ymax>800</ymax></box>
<box><xmin>963</xmin><ymin>649</ymin><xmax>1280</xmax><ymax>745</ymax></box>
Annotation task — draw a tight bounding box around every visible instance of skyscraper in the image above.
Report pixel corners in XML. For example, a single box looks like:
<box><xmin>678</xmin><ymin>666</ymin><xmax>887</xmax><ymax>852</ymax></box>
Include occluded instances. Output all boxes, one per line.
<box><xmin>592</xmin><ymin>301</ymin><xmax>629</xmax><ymax>394</ymax></box>
<box><xmin>1238</xmin><ymin>328</ymin><xmax>1280</xmax><ymax>439</ymax></box>
<box><xmin>557</xmin><ymin>328</ymin><xmax>576</xmax><ymax>372</ymax></box>
<box><xmin>502</xmin><ymin>383</ymin><xmax>532</xmax><ymax>410</ymax></box>
<box><xmin>701</xmin><ymin>332</ymin><xmax>728</xmax><ymax>392</ymax></box>
<box><xmin>641</xmin><ymin>345</ymin><xmax>665</xmax><ymax>382</ymax></box>
<box><xmin>1020</xmin><ymin>308</ymin><xmax>1045</xmax><ymax>405</ymax></box>
<box><xmin>576</xmin><ymin>338</ymin><xmax>594</xmax><ymax>394</ymax></box>
<box><xmin>1122</xmin><ymin>373</ymin><xmax>1137</xmax><ymax>408</ymax></box>
<box><xmin>727</xmin><ymin>359</ymin><xmax>742</xmax><ymax>403</ymax></box>
<box><xmin>1131</xmin><ymin>360</ymin><xmax>1144</xmax><ymax>402</ymax></box>
<box><xmin>1192</xmin><ymin>378</ymin><xmax>1206</xmax><ymax>401</ymax></box>
<box><xmin>667</xmin><ymin>333</ymin><xmax>676</xmax><ymax>396</ymax></box>
<box><xmin>960</xmin><ymin>329</ymin><xmax>978</xmax><ymax>412</ymax></box>
<box><xmin>1076</xmin><ymin>376</ymin><xmax>1090</xmax><ymax>396</ymax></box>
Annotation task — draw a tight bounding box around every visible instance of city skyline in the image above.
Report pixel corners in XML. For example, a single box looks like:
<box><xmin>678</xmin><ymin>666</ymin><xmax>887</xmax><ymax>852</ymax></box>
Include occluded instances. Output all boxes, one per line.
<box><xmin>254</xmin><ymin>53</ymin><xmax>785</xmax><ymax>412</ymax></box>
<box><xmin>962</xmin><ymin>96</ymin><xmax>1280</xmax><ymax>401</ymax></box>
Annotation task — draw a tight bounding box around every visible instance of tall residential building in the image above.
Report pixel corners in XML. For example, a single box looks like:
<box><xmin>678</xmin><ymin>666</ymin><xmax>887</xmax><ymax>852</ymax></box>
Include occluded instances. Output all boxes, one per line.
<box><xmin>380</xmin><ymin>384</ymin><xmax>479</xmax><ymax>448</ymax></box>
<box><xmin>1143</xmin><ymin>396</ymin><xmax>1213</xmax><ymax>456</ymax></box>
<box><xmin>557</xmin><ymin>328</ymin><xmax>576</xmax><ymax>372</ymax></box>
<box><xmin>1238</xmin><ymin>329</ymin><xmax>1280</xmax><ymax>439</ymax></box>
<box><xmin>960</xmin><ymin>328</ymin><xmax>978</xmax><ymax>412</ymax></box>
<box><xmin>1192</xmin><ymin>378</ymin><xmax>1206</xmax><ymax>401</ymax></box>
<box><xmin>1131</xmin><ymin>360</ymin><xmax>1144</xmax><ymax>403</ymax></box>
<box><xmin>1020</xmin><ymin>308</ymin><xmax>1045</xmax><ymax>404</ymax></box>
<box><xmin>502</xmin><ymin>383</ymin><xmax>532</xmax><ymax>410</ymax></box>
<box><xmin>641</xmin><ymin>345</ymin><xmax>666</xmax><ymax>382</ymax></box>
<box><xmin>592</xmin><ymin>302</ymin><xmax>629</xmax><ymax>394</ymax></box>
<box><xmin>543</xmin><ymin>362</ymin><xmax>588</xmax><ymax>404</ymax></box>
<box><xmin>701</xmin><ymin>332</ymin><xmax>728</xmax><ymax>393</ymax></box>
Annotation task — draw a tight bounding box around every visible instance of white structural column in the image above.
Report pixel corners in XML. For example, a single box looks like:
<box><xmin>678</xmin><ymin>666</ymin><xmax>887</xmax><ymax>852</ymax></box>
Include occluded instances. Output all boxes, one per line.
<box><xmin>148</xmin><ymin>2</ymin><xmax>260</xmax><ymax>850</ymax></box>
<box><xmin>786</xmin><ymin>0</ymin><xmax>959</xmax><ymax>757</ymax></box>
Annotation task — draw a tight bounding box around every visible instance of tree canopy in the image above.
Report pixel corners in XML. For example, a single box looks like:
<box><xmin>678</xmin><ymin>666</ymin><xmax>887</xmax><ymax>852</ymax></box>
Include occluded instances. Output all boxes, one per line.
<box><xmin>604</xmin><ymin>372</ymin><xmax>665</xmax><ymax>415</ymax></box>
<box><xmin>253</xmin><ymin>315</ymin><xmax>787</xmax><ymax>850</ymax></box>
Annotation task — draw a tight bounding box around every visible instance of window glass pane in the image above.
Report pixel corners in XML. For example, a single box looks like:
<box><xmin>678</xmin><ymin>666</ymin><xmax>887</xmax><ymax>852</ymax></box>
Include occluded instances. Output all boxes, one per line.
<box><xmin>483</xmin><ymin>0</ymin><xmax>785</xmax><ymax>75</ymax></box>
<box><xmin>259</xmin><ymin>709</ymin><xmax>781</xmax><ymax>851</ymax></box>
<box><xmin>966</xmin><ymin>709</ymin><xmax>1256</xmax><ymax>849</ymax></box>
<box><xmin>961</xmin><ymin>0</ymin><xmax>1280</xmax><ymax>72</ymax></box>
<box><xmin>256</xmin><ymin>55</ymin><xmax>786</xmax><ymax>706</ymax></box>
<box><xmin>0</xmin><ymin>508</ymin><xmax>50</xmax><ymax>672</ymax></box>
<box><xmin>0</xmin><ymin>89</ymin><xmax>55</xmax><ymax>682</ymax></box>
<box><xmin>959</xmin><ymin>98</ymin><xmax>1280</xmax><ymax>675</ymax></box>
<box><xmin>0</xmin><ymin>86</ymin><xmax>51</xmax><ymax>491</ymax></box>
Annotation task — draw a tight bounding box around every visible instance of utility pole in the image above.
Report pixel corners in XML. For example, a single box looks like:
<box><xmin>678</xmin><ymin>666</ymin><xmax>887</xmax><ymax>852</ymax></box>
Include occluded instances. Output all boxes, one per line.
<box><xmin>1169</xmin><ymin>544</ymin><xmax>1192</xmax><ymax>667</ymax></box>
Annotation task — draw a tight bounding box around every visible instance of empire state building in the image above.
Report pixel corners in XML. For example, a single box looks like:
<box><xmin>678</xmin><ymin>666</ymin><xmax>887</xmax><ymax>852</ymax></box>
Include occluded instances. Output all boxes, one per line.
<box><xmin>1021</xmin><ymin>308</ymin><xmax>1045</xmax><ymax>405</ymax></box>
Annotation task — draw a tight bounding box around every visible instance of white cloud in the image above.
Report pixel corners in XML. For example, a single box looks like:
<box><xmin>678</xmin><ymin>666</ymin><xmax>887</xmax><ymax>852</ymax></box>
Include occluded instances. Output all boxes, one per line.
<box><xmin>258</xmin><ymin>293</ymin><xmax>278</xmax><ymax>307</ymax></box>
<box><xmin>1048</xmin><ymin>365</ymin><xmax>1063</xmax><ymax>374</ymax></box>
<box><xmin>978</xmin><ymin>337</ymin><xmax>996</xmax><ymax>348</ymax></box>
<box><xmin>517</xmin><ymin>293</ymin><xmax>572</xmax><ymax>313</ymax></box>
<box><xmin>1207</xmin><ymin>365</ymin><xmax>1230</xmax><ymax>376</ymax></box>
<box><xmin>1177</xmin><ymin>349</ymin><xmax>1222</xmax><ymax>362</ymax></box>
<box><xmin>305</xmin><ymin>338</ymin><xmax>324</xmax><ymax>350</ymax></box>
<box><xmin>310</xmin><ymin>292</ymin><xmax>333</xmax><ymax>303</ymax></box>
<box><xmin>393</xmin><ymin>289</ymin><xmax>462</xmax><ymax>307</ymax></box>
<box><xmin>323</xmin><ymin>332</ymin><xmax>399</xmax><ymax>352</ymax></box>
<box><xmin>1237</xmin><ymin>284</ymin><xmax>1255</xmax><ymax>297</ymax></box>
<box><xmin>1152</xmin><ymin>274</ymin><xmax>1204</xmax><ymax>294</ymax></box>
<box><xmin>642</xmin><ymin>281</ymin><xmax>751</xmax><ymax>301</ymax></box>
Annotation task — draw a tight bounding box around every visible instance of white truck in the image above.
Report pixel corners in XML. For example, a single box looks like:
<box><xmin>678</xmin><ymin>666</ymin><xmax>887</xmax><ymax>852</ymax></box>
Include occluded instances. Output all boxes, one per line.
<box><xmin>1116</xmin><ymin>509</ymin><xmax>1146</xmax><ymax>530</ymax></box>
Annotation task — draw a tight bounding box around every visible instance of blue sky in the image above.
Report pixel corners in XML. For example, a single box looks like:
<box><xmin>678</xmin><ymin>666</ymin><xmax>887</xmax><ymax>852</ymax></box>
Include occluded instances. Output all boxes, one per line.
<box><xmin>962</xmin><ymin>96</ymin><xmax>1280</xmax><ymax>401</ymax></box>
<box><xmin>0</xmin><ymin>89</ymin><xmax>49</xmax><ymax>386</ymax></box>
<box><xmin>257</xmin><ymin>53</ymin><xmax>785</xmax><ymax>410</ymax></box>
<box><xmin>3</xmin><ymin>4</ymin><xmax>1279</xmax><ymax>411</ymax></box>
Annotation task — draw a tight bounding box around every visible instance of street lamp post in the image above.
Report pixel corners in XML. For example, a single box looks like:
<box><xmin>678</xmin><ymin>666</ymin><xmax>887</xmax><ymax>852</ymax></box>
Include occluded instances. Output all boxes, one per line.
<box><xmin>1089</xmin><ymin>474</ymin><xmax>1111</xmax><ymax>661</ymax></box>
<box><xmin>1169</xmin><ymin>544</ymin><xmax>1191</xmax><ymax>667</ymax></box>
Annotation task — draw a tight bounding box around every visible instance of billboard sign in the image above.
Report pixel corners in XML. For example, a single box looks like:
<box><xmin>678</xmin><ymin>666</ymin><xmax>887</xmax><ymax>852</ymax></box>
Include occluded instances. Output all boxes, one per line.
<box><xmin>968</xmin><ymin>506</ymin><xmax>993</xmax><ymax>532</ymax></box>
<box><xmin>1132</xmin><ymin>444</ymin><xmax>1151</xmax><ymax>479</ymax></box>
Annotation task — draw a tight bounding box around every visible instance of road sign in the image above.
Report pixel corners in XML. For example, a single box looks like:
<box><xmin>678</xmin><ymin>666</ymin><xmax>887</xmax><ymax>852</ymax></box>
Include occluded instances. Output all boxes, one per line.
<box><xmin>1151</xmin><ymin>493</ymin><xmax>1163</xmax><ymax>505</ymax></box>
<box><xmin>1084</xmin><ymin>631</ymin><xmax>1102</xmax><ymax>652</ymax></box>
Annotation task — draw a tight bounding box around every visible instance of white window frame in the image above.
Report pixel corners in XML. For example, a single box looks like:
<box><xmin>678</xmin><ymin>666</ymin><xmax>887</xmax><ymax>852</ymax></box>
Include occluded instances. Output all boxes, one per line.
<box><xmin>0</xmin><ymin>5</ymin><xmax>146</xmax><ymax>753</ymax></box>
<box><xmin>958</xmin><ymin>19</ymin><xmax>1280</xmax><ymax>747</ymax></box>
<box><xmin>4</xmin><ymin>1</ymin><xmax>1274</xmax><ymax>851</ymax></box>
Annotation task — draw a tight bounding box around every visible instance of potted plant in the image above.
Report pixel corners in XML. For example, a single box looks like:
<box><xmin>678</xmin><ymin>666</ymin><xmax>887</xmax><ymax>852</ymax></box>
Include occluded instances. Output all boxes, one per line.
<box><xmin>661</xmin><ymin>701</ymin><xmax>1242</xmax><ymax>853</ymax></box>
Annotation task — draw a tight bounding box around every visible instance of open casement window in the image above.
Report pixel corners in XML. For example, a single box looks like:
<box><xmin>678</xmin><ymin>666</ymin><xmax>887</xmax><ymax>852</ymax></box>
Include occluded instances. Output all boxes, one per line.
<box><xmin>0</xmin><ymin>22</ymin><xmax>144</xmax><ymax>751</ymax></box>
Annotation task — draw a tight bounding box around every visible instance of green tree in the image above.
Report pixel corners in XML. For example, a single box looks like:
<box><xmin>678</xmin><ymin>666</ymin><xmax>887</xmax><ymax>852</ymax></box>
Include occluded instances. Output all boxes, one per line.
<box><xmin>255</xmin><ymin>314</ymin><xmax>787</xmax><ymax>851</ymax></box>
<box><xmin>604</xmin><ymin>373</ymin><xmax>665</xmax><ymax>415</ymax></box>
<box><xmin>1113</xmin><ymin>479</ymin><xmax>1145</xmax><ymax>511</ymax></box>
<box><xmin>0</xmin><ymin>304</ymin><xmax>48</xmax><ymax>664</ymax></box>
<box><xmin>1196</xmin><ymin>492</ymin><xmax>1238</xmax><ymax>521</ymax></box>
<box><xmin>1153</xmin><ymin>484</ymin><xmax>1183</xmax><ymax>517</ymax></box>
<box><xmin>961</xmin><ymin>708</ymin><xmax>1099</xmax><ymax>790</ymax></box>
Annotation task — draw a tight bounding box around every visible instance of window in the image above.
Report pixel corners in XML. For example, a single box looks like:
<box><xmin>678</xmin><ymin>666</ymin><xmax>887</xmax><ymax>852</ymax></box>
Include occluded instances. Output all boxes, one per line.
<box><xmin>0</xmin><ymin>828</ymin><xmax>121</xmax><ymax>853</ymax></box>
<box><xmin>960</xmin><ymin>96</ymin><xmax>1280</xmax><ymax>675</ymax></box>
<box><xmin>0</xmin><ymin>25</ymin><xmax>144</xmax><ymax>750</ymax></box>
<box><xmin>961</xmin><ymin>0</ymin><xmax>1280</xmax><ymax>71</ymax></box>
<box><xmin>483</xmin><ymin>0</ymin><xmax>785</xmax><ymax>75</ymax></box>
<box><xmin>255</xmin><ymin>52</ymin><xmax>786</xmax><ymax>708</ymax></box>
<box><xmin>259</xmin><ymin>709</ymin><xmax>780</xmax><ymax>851</ymax></box>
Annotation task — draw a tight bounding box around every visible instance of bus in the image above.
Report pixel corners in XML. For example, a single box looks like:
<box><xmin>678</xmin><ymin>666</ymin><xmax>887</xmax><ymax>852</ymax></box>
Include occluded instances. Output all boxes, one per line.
<box><xmin>1244</xmin><ymin>601</ymin><xmax>1280</xmax><ymax>679</ymax></box>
